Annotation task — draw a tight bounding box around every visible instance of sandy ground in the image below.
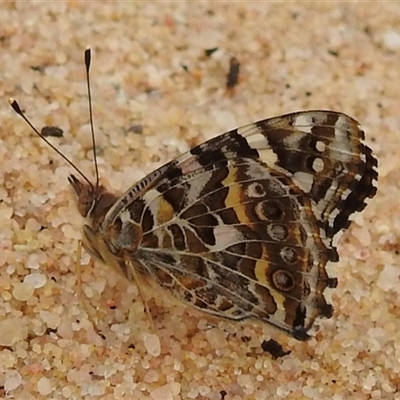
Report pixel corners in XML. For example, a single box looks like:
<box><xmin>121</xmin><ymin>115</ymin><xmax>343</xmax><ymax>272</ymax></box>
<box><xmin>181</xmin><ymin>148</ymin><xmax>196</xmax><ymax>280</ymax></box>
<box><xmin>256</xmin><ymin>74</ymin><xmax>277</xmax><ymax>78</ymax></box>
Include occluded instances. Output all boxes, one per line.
<box><xmin>0</xmin><ymin>2</ymin><xmax>399</xmax><ymax>400</ymax></box>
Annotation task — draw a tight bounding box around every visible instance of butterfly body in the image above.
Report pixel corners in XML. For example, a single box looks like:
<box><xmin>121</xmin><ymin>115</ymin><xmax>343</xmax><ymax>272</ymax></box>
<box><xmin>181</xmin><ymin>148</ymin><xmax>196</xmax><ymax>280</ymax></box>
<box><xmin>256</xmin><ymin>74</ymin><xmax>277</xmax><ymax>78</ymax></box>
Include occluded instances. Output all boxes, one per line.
<box><xmin>68</xmin><ymin>110</ymin><xmax>378</xmax><ymax>341</ymax></box>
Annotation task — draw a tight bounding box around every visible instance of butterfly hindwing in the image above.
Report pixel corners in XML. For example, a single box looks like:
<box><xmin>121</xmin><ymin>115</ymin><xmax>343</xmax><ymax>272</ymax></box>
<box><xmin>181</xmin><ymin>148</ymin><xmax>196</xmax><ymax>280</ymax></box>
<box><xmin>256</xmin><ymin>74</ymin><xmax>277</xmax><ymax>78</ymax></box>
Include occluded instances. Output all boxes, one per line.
<box><xmin>135</xmin><ymin>158</ymin><xmax>336</xmax><ymax>340</ymax></box>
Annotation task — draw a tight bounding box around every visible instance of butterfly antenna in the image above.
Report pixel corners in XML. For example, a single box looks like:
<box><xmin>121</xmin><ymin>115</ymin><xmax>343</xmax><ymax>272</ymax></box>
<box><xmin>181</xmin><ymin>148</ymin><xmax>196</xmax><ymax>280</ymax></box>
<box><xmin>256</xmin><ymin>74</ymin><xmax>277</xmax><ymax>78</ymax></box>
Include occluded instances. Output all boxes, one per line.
<box><xmin>9</xmin><ymin>98</ymin><xmax>94</xmax><ymax>191</ymax></box>
<box><xmin>84</xmin><ymin>47</ymin><xmax>100</xmax><ymax>191</ymax></box>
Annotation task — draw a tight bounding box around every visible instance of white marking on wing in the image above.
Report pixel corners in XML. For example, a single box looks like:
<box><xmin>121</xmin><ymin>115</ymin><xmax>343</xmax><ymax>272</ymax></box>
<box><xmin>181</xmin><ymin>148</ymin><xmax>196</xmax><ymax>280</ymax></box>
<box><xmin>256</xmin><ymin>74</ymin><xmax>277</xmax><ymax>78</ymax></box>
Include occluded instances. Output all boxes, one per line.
<box><xmin>292</xmin><ymin>171</ymin><xmax>314</xmax><ymax>193</ymax></box>
<box><xmin>210</xmin><ymin>224</ymin><xmax>243</xmax><ymax>252</ymax></box>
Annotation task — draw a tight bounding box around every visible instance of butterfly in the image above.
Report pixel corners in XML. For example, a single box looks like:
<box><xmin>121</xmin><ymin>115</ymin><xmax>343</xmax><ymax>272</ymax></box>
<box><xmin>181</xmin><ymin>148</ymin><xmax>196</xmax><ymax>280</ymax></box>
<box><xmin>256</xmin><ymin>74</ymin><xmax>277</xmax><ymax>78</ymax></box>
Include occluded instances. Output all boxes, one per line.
<box><xmin>10</xmin><ymin>49</ymin><xmax>378</xmax><ymax>341</ymax></box>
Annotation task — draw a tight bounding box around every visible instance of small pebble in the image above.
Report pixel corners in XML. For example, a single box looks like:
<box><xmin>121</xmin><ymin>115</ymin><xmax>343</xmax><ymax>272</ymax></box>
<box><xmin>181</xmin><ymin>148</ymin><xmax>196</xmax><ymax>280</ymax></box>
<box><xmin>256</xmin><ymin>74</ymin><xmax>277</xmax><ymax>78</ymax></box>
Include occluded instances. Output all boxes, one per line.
<box><xmin>24</xmin><ymin>273</ymin><xmax>47</xmax><ymax>289</ymax></box>
<box><xmin>12</xmin><ymin>282</ymin><xmax>35</xmax><ymax>301</ymax></box>
<box><xmin>144</xmin><ymin>370</ymin><xmax>159</xmax><ymax>383</ymax></box>
<box><xmin>150</xmin><ymin>384</ymin><xmax>174</xmax><ymax>400</ymax></box>
<box><xmin>37</xmin><ymin>377</ymin><xmax>53</xmax><ymax>396</ymax></box>
<box><xmin>0</xmin><ymin>318</ymin><xmax>28</xmax><ymax>346</ymax></box>
<box><xmin>382</xmin><ymin>30</ymin><xmax>400</xmax><ymax>51</ymax></box>
<box><xmin>143</xmin><ymin>333</ymin><xmax>161</xmax><ymax>357</ymax></box>
<box><xmin>377</xmin><ymin>264</ymin><xmax>400</xmax><ymax>292</ymax></box>
<box><xmin>26</xmin><ymin>254</ymin><xmax>40</xmax><ymax>270</ymax></box>
<box><xmin>4</xmin><ymin>370</ymin><xmax>23</xmax><ymax>392</ymax></box>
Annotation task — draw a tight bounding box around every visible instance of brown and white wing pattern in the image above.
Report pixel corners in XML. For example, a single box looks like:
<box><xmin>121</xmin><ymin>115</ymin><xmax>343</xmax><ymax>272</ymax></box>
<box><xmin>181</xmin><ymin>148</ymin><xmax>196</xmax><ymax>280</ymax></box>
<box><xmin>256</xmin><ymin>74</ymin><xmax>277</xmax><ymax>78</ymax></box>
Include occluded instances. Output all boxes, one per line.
<box><xmin>101</xmin><ymin>110</ymin><xmax>378</xmax><ymax>340</ymax></box>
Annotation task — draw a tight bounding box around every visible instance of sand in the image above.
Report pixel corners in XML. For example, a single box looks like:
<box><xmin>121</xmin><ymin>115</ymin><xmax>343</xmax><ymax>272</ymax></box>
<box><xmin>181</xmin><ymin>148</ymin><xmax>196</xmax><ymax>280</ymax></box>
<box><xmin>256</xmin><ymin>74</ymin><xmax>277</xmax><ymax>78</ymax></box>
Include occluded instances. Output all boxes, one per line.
<box><xmin>0</xmin><ymin>2</ymin><xmax>399</xmax><ymax>400</ymax></box>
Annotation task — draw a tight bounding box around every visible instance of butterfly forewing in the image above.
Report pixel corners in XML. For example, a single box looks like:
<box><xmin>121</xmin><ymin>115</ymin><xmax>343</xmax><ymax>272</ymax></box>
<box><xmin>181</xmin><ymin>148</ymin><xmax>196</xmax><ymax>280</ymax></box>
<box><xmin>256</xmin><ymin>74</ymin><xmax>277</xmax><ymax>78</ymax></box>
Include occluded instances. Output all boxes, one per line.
<box><xmin>249</xmin><ymin>111</ymin><xmax>378</xmax><ymax>240</ymax></box>
<box><xmin>91</xmin><ymin>110</ymin><xmax>377</xmax><ymax>340</ymax></box>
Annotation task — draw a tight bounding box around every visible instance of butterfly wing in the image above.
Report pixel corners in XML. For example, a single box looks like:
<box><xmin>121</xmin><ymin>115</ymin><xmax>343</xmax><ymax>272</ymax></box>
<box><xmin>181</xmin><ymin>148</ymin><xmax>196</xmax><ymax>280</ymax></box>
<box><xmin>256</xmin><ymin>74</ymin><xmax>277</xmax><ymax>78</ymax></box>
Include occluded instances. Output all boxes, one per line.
<box><xmin>250</xmin><ymin>111</ymin><xmax>378</xmax><ymax>240</ymax></box>
<box><xmin>104</xmin><ymin>111</ymin><xmax>378</xmax><ymax>340</ymax></box>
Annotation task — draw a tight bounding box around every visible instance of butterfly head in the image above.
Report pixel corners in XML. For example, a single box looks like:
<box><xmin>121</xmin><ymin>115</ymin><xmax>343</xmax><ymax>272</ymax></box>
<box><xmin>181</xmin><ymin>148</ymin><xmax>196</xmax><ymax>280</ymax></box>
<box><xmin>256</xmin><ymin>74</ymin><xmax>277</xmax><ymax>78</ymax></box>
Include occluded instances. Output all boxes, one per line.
<box><xmin>68</xmin><ymin>174</ymin><xmax>125</xmax><ymax>267</ymax></box>
<box><xmin>68</xmin><ymin>174</ymin><xmax>118</xmax><ymax>228</ymax></box>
